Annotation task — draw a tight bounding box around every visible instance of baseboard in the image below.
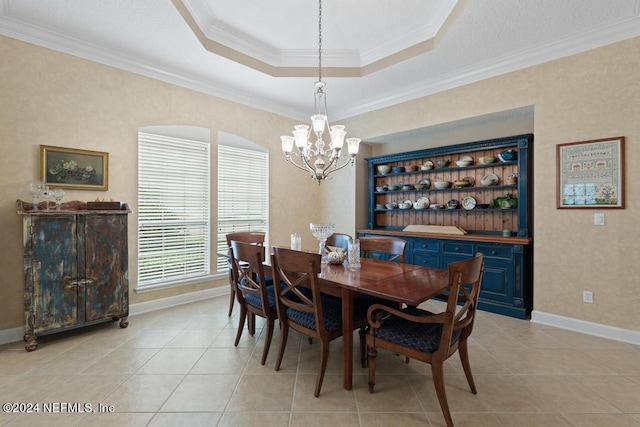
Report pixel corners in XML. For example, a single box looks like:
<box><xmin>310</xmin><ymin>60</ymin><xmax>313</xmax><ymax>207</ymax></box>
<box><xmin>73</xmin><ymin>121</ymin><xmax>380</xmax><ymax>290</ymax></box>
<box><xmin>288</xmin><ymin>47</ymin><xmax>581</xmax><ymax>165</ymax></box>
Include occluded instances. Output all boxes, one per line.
<box><xmin>0</xmin><ymin>287</ymin><xmax>229</xmax><ymax>347</ymax></box>
<box><xmin>531</xmin><ymin>310</ymin><xmax>640</xmax><ymax>346</ymax></box>
<box><xmin>0</xmin><ymin>326</ymin><xmax>25</xmax><ymax>347</ymax></box>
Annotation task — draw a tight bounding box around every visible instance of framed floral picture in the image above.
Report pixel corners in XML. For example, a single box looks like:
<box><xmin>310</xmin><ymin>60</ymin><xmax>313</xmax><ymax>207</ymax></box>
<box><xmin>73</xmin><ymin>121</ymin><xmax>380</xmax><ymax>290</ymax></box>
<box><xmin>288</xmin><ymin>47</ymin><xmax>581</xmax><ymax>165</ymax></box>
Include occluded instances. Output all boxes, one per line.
<box><xmin>39</xmin><ymin>145</ymin><xmax>108</xmax><ymax>190</ymax></box>
<box><xmin>556</xmin><ymin>136</ymin><xmax>624</xmax><ymax>209</ymax></box>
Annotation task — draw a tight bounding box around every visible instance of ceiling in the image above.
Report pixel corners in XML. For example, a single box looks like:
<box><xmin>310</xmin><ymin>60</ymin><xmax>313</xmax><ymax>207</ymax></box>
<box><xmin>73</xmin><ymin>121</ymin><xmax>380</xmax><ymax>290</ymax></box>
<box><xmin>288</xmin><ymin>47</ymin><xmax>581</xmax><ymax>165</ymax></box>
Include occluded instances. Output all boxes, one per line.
<box><xmin>2</xmin><ymin>0</ymin><xmax>639</xmax><ymax>123</ymax></box>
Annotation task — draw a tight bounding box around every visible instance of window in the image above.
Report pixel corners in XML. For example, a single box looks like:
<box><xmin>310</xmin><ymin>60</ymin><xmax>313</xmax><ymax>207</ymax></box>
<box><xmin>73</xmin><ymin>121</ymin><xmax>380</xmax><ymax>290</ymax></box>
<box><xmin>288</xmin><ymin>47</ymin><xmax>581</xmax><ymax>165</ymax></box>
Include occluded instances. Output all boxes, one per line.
<box><xmin>137</xmin><ymin>131</ymin><xmax>210</xmax><ymax>290</ymax></box>
<box><xmin>217</xmin><ymin>143</ymin><xmax>269</xmax><ymax>272</ymax></box>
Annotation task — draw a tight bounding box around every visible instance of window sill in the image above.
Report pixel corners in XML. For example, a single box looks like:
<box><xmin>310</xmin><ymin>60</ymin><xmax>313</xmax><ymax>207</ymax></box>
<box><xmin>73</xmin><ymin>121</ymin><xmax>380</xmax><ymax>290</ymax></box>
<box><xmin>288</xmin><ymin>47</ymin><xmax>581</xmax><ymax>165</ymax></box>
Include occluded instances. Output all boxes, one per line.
<box><xmin>134</xmin><ymin>273</ymin><xmax>225</xmax><ymax>294</ymax></box>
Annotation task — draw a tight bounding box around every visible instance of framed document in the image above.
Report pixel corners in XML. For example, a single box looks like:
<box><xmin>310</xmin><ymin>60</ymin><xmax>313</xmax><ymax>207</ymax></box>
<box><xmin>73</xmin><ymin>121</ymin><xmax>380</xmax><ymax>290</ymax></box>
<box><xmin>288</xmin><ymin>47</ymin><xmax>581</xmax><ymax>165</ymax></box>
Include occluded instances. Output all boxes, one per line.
<box><xmin>556</xmin><ymin>137</ymin><xmax>624</xmax><ymax>209</ymax></box>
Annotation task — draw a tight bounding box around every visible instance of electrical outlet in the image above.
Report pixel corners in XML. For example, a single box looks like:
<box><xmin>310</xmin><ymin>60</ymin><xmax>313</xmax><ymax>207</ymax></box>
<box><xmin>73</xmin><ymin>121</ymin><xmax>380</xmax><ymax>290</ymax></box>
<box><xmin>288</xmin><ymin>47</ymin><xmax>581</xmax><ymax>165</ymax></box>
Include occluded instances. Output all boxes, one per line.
<box><xmin>583</xmin><ymin>290</ymin><xmax>593</xmax><ymax>304</ymax></box>
<box><xmin>594</xmin><ymin>213</ymin><xmax>605</xmax><ymax>226</ymax></box>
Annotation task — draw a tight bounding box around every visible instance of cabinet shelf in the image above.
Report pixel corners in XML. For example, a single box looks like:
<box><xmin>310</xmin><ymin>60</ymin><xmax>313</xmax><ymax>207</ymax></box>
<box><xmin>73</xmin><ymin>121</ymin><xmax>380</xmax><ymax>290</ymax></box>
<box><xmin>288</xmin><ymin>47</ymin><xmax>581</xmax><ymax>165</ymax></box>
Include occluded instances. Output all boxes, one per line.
<box><xmin>375</xmin><ymin>208</ymin><xmax>517</xmax><ymax>213</ymax></box>
<box><xmin>374</xmin><ymin>160</ymin><xmax>518</xmax><ymax>178</ymax></box>
<box><xmin>374</xmin><ymin>184</ymin><xmax>517</xmax><ymax>195</ymax></box>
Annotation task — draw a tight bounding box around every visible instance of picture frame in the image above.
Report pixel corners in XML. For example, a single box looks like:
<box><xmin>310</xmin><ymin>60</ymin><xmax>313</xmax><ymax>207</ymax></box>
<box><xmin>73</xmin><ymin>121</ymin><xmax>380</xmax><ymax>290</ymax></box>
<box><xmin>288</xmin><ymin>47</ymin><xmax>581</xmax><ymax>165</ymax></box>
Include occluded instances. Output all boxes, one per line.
<box><xmin>556</xmin><ymin>136</ymin><xmax>624</xmax><ymax>209</ymax></box>
<box><xmin>39</xmin><ymin>145</ymin><xmax>109</xmax><ymax>191</ymax></box>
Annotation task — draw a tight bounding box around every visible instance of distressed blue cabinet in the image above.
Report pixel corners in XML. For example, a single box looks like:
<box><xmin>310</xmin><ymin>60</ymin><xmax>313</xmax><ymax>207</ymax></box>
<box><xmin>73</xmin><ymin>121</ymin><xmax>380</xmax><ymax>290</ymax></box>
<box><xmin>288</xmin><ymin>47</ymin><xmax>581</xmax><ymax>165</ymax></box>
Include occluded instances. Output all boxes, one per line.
<box><xmin>17</xmin><ymin>200</ymin><xmax>130</xmax><ymax>351</ymax></box>
<box><xmin>360</xmin><ymin>134</ymin><xmax>533</xmax><ymax>318</ymax></box>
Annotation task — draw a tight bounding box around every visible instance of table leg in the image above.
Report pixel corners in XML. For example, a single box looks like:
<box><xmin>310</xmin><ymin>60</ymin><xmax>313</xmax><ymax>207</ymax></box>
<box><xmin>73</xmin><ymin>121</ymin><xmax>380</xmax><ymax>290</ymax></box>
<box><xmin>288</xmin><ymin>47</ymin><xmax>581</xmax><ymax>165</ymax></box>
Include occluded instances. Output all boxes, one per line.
<box><xmin>342</xmin><ymin>288</ymin><xmax>353</xmax><ymax>390</ymax></box>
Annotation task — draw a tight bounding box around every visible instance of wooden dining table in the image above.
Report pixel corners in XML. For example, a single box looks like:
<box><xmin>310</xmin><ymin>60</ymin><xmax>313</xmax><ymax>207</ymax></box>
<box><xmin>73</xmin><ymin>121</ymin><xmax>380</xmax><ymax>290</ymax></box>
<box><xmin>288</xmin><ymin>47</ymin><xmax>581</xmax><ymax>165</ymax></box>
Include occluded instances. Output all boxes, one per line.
<box><xmin>315</xmin><ymin>257</ymin><xmax>449</xmax><ymax>390</ymax></box>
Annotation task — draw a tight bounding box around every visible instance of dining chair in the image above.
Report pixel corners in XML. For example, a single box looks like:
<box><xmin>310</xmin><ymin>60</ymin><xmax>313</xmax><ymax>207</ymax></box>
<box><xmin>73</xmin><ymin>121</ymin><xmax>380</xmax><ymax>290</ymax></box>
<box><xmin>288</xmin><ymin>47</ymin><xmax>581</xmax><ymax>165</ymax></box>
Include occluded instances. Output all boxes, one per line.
<box><xmin>225</xmin><ymin>231</ymin><xmax>266</xmax><ymax>317</ymax></box>
<box><xmin>326</xmin><ymin>232</ymin><xmax>351</xmax><ymax>252</ymax></box>
<box><xmin>366</xmin><ymin>253</ymin><xmax>484</xmax><ymax>427</ymax></box>
<box><xmin>229</xmin><ymin>240</ymin><xmax>277</xmax><ymax>365</ymax></box>
<box><xmin>359</xmin><ymin>236</ymin><xmax>407</xmax><ymax>262</ymax></box>
<box><xmin>271</xmin><ymin>247</ymin><xmax>365</xmax><ymax>397</ymax></box>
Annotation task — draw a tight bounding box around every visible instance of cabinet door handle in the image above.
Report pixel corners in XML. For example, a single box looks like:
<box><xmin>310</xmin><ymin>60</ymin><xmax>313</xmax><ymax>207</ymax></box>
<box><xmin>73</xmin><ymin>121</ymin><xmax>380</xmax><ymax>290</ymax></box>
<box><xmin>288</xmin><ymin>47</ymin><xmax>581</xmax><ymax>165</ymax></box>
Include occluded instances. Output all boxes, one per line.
<box><xmin>64</xmin><ymin>277</ymin><xmax>79</xmax><ymax>289</ymax></box>
<box><xmin>454</xmin><ymin>247</ymin><xmax>460</xmax><ymax>252</ymax></box>
<box><xmin>491</xmin><ymin>250</ymin><xmax>497</xmax><ymax>255</ymax></box>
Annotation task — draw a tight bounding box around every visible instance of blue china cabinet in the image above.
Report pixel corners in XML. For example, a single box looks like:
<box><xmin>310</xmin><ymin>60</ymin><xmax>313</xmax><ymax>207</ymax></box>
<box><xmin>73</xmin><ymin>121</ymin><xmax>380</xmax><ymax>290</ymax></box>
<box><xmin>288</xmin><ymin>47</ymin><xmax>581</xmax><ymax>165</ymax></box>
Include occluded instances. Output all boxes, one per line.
<box><xmin>360</xmin><ymin>134</ymin><xmax>533</xmax><ymax>319</ymax></box>
<box><xmin>17</xmin><ymin>200</ymin><xmax>130</xmax><ymax>351</ymax></box>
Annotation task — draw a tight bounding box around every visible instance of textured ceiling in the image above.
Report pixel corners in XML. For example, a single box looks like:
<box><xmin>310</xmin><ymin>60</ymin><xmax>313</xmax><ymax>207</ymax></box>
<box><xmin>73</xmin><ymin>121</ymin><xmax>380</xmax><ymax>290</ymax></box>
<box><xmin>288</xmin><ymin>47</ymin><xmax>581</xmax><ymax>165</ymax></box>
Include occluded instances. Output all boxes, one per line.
<box><xmin>1</xmin><ymin>0</ymin><xmax>639</xmax><ymax>122</ymax></box>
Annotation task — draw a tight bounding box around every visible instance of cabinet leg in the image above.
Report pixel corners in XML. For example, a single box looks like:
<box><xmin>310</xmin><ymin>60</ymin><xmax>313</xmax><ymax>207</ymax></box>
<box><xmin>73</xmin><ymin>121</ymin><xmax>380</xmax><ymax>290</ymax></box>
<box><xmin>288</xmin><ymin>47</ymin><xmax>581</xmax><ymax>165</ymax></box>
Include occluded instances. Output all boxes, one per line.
<box><xmin>119</xmin><ymin>317</ymin><xmax>129</xmax><ymax>328</ymax></box>
<box><xmin>24</xmin><ymin>334</ymin><xmax>38</xmax><ymax>351</ymax></box>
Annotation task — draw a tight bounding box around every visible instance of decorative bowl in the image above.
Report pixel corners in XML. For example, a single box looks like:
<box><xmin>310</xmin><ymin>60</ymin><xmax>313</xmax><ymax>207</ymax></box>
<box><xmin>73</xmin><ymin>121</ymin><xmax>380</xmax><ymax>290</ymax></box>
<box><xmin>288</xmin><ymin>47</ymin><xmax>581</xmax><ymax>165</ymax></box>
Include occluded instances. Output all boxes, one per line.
<box><xmin>434</xmin><ymin>181</ymin><xmax>451</xmax><ymax>189</ymax></box>
<box><xmin>498</xmin><ymin>150</ymin><xmax>517</xmax><ymax>162</ymax></box>
<box><xmin>375</xmin><ymin>185</ymin><xmax>388</xmax><ymax>192</ymax></box>
<box><xmin>413</xmin><ymin>183</ymin><xmax>427</xmax><ymax>190</ymax></box>
<box><xmin>377</xmin><ymin>164</ymin><xmax>391</xmax><ymax>175</ymax></box>
<box><xmin>398</xmin><ymin>202</ymin><xmax>412</xmax><ymax>209</ymax></box>
<box><xmin>506</xmin><ymin>173</ymin><xmax>518</xmax><ymax>185</ymax></box>
<box><xmin>388</xmin><ymin>184</ymin><xmax>400</xmax><ymax>191</ymax></box>
<box><xmin>421</xmin><ymin>161</ymin><xmax>434</xmax><ymax>171</ymax></box>
<box><xmin>455</xmin><ymin>159</ymin><xmax>473</xmax><ymax>167</ymax></box>
<box><xmin>436</xmin><ymin>160</ymin><xmax>450</xmax><ymax>168</ymax></box>
<box><xmin>385</xmin><ymin>202</ymin><xmax>398</xmax><ymax>209</ymax></box>
<box><xmin>478</xmin><ymin>156</ymin><xmax>495</xmax><ymax>164</ymax></box>
<box><xmin>413</xmin><ymin>201</ymin><xmax>428</xmax><ymax>210</ymax></box>
<box><xmin>453</xmin><ymin>179</ymin><xmax>471</xmax><ymax>188</ymax></box>
<box><xmin>429</xmin><ymin>204</ymin><xmax>444</xmax><ymax>210</ymax></box>
<box><xmin>391</xmin><ymin>166</ymin><xmax>406</xmax><ymax>173</ymax></box>
<box><xmin>447</xmin><ymin>199</ymin><xmax>459</xmax><ymax>209</ymax></box>
<box><xmin>401</xmin><ymin>184</ymin><xmax>414</xmax><ymax>191</ymax></box>
<box><xmin>375</xmin><ymin>203</ymin><xmax>385</xmax><ymax>210</ymax></box>
<box><xmin>327</xmin><ymin>249</ymin><xmax>346</xmax><ymax>265</ymax></box>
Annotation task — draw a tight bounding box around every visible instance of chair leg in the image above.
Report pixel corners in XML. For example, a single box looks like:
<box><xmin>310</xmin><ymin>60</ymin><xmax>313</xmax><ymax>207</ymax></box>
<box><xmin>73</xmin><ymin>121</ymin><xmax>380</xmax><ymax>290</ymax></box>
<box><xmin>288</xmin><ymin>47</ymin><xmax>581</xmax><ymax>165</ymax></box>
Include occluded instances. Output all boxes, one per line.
<box><xmin>261</xmin><ymin>318</ymin><xmax>275</xmax><ymax>366</ymax></box>
<box><xmin>234</xmin><ymin>305</ymin><xmax>247</xmax><ymax>347</ymax></box>
<box><xmin>275</xmin><ymin>321</ymin><xmax>289</xmax><ymax>371</ymax></box>
<box><xmin>315</xmin><ymin>339</ymin><xmax>330</xmax><ymax>397</ymax></box>
<box><xmin>360</xmin><ymin>329</ymin><xmax>366</xmax><ymax>368</ymax></box>
<box><xmin>431</xmin><ymin>361</ymin><xmax>454</xmax><ymax>427</ymax></box>
<box><xmin>367</xmin><ymin>346</ymin><xmax>377</xmax><ymax>393</ymax></box>
<box><xmin>458</xmin><ymin>340</ymin><xmax>477</xmax><ymax>394</ymax></box>
<box><xmin>248</xmin><ymin>313</ymin><xmax>256</xmax><ymax>336</ymax></box>
<box><xmin>228</xmin><ymin>285</ymin><xmax>235</xmax><ymax>317</ymax></box>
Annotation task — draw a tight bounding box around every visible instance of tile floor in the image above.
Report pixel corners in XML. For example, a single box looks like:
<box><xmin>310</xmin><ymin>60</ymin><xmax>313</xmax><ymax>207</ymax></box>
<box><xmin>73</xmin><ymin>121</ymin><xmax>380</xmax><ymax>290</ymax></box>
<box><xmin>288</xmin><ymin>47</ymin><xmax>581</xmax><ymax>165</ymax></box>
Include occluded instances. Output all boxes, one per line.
<box><xmin>1</xmin><ymin>295</ymin><xmax>640</xmax><ymax>426</ymax></box>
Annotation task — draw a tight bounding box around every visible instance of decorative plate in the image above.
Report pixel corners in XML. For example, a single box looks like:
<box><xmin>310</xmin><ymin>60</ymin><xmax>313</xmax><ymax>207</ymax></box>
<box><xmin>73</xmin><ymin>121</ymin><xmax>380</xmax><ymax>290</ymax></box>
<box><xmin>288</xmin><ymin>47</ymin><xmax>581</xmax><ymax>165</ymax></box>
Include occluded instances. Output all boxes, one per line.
<box><xmin>422</xmin><ymin>160</ymin><xmax>434</xmax><ymax>169</ymax></box>
<box><xmin>481</xmin><ymin>173</ymin><xmax>499</xmax><ymax>186</ymax></box>
<box><xmin>461</xmin><ymin>155</ymin><xmax>473</xmax><ymax>162</ymax></box>
<box><xmin>463</xmin><ymin>176</ymin><xmax>475</xmax><ymax>186</ymax></box>
<box><xmin>462</xmin><ymin>196</ymin><xmax>477</xmax><ymax>210</ymax></box>
<box><xmin>417</xmin><ymin>196</ymin><xmax>430</xmax><ymax>206</ymax></box>
<box><xmin>404</xmin><ymin>199</ymin><xmax>413</xmax><ymax>205</ymax></box>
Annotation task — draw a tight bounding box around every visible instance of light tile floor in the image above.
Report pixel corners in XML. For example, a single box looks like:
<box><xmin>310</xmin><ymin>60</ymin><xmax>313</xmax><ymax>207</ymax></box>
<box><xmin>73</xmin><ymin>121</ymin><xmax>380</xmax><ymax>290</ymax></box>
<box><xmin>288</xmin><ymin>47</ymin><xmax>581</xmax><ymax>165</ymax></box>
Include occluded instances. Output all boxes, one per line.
<box><xmin>1</xmin><ymin>296</ymin><xmax>640</xmax><ymax>426</ymax></box>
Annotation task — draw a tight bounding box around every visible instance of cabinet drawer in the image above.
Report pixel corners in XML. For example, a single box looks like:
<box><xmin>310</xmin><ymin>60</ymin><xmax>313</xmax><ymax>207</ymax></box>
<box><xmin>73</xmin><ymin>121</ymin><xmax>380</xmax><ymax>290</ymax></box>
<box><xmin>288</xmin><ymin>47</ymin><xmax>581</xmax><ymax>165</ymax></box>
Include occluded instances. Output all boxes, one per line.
<box><xmin>413</xmin><ymin>239</ymin><xmax>438</xmax><ymax>252</ymax></box>
<box><xmin>442</xmin><ymin>242</ymin><xmax>473</xmax><ymax>255</ymax></box>
<box><xmin>477</xmin><ymin>245</ymin><xmax>513</xmax><ymax>260</ymax></box>
<box><xmin>413</xmin><ymin>252</ymin><xmax>439</xmax><ymax>268</ymax></box>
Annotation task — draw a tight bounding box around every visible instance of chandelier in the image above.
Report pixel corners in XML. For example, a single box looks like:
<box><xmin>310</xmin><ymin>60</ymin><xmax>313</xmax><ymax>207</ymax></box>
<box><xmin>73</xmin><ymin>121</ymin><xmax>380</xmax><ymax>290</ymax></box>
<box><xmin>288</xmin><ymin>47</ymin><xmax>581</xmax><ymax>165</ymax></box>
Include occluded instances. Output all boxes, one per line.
<box><xmin>280</xmin><ymin>0</ymin><xmax>361</xmax><ymax>184</ymax></box>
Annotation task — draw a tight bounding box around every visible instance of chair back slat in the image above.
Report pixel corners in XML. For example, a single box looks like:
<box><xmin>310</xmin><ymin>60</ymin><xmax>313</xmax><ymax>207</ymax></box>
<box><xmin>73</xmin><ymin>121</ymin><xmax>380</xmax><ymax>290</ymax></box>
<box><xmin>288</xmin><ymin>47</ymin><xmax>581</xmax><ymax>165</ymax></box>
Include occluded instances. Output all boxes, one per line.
<box><xmin>360</xmin><ymin>236</ymin><xmax>406</xmax><ymax>263</ymax></box>
<box><xmin>230</xmin><ymin>241</ymin><xmax>273</xmax><ymax>313</ymax></box>
<box><xmin>271</xmin><ymin>247</ymin><xmax>328</xmax><ymax>335</ymax></box>
<box><xmin>442</xmin><ymin>254</ymin><xmax>484</xmax><ymax>346</ymax></box>
<box><xmin>226</xmin><ymin>231</ymin><xmax>265</xmax><ymax>247</ymax></box>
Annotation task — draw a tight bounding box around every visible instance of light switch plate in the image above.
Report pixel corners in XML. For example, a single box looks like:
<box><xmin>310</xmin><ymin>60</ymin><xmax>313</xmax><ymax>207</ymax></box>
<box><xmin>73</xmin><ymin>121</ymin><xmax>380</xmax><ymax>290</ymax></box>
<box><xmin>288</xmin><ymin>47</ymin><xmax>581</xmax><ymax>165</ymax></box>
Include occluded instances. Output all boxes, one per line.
<box><xmin>594</xmin><ymin>213</ymin><xmax>604</xmax><ymax>226</ymax></box>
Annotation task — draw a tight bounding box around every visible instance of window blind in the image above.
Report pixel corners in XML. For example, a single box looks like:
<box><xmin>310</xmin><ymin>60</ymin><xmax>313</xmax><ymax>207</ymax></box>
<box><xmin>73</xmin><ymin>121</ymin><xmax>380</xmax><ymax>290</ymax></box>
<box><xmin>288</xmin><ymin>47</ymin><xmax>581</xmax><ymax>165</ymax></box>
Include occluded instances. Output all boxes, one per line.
<box><xmin>217</xmin><ymin>144</ymin><xmax>269</xmax><ymax>271</ymax></box>
<box><xmin>138</xmin><ymin>132</ymin><xmax>210</xmax><ymax>288</ymax></box>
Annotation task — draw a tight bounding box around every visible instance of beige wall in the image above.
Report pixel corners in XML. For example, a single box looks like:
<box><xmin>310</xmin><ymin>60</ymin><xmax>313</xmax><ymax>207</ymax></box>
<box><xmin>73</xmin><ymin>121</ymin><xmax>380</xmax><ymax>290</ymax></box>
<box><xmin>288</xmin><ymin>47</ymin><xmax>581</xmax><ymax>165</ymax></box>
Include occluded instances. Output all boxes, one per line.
<box><xmin>2</xmin><ymin>34</ymin><xmax>639</xmax><ymax>335</ymax></box>
<box><xmin>0</xmin><ymin>36</ymin><xmax>331</xmax><ymax>330</ymax></box>
<box><xmin>344</xmin><ymin>37</ymin><xmax>640</xmax><ymax>332</ymax></box>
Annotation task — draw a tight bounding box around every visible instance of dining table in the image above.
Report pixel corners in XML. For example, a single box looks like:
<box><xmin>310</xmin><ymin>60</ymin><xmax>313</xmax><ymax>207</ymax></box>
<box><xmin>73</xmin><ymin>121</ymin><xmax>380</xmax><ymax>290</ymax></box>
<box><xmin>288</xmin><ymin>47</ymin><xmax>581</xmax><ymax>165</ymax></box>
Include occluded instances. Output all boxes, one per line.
<box><xmin>226</xmin><ymin>249</ymin><xmax>450</xmax><ymax>390</ymax></box>
<box><xmin>314</xmin><ymin>257</ymin><xmax>449</xmax><ymax>390</ymax></box>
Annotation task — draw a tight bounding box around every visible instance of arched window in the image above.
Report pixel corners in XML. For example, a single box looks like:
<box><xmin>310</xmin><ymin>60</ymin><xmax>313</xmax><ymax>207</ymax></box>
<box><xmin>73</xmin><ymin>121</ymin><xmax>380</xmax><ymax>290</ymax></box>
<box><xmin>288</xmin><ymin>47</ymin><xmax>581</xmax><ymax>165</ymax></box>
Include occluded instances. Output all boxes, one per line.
<box><xmin>216</xmin><ymin>132</ymin><xmax>269</xmax><ymax>272</ymax></box>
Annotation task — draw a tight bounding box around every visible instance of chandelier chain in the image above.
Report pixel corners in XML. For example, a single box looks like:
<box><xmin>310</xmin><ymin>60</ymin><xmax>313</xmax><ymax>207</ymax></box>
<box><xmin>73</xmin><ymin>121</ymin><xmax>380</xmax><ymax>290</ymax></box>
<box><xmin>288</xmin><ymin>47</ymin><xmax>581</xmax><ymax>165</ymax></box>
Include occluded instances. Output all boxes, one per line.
<box><xmin>318</xmin><ymin>0</ymin><xmax>322</xmax><ymax>82</ymax></box>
